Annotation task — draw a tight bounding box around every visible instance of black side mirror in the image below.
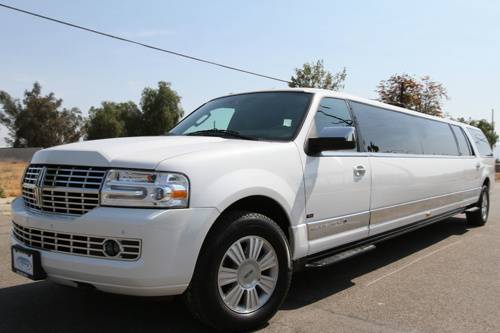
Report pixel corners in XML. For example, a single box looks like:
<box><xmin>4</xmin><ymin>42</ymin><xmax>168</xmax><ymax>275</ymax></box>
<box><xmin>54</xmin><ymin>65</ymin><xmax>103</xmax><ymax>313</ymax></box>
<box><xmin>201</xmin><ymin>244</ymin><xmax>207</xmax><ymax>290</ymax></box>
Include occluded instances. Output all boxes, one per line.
<box><xmin>307</xmin><ymin>126</ymin><xmax>356</xmax><ymax>155</ymax></box>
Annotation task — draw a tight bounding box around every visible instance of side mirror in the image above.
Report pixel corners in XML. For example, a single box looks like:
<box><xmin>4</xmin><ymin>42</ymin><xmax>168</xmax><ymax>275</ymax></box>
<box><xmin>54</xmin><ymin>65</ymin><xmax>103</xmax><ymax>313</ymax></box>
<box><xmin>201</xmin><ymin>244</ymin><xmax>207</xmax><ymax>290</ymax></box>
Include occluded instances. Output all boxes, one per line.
<box><xmin>307</xmin><ymin>126</ymin><xmax>356</xmax><ymax>155</ymax></box>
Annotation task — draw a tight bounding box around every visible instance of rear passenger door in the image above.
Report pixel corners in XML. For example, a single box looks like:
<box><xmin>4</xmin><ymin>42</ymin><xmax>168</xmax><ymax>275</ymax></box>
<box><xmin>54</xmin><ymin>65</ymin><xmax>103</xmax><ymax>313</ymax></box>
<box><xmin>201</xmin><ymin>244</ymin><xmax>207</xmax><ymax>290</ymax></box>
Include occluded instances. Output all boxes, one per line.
<box><xmin>303</xmin><ymin>98</ymin><xmax>371</xmax><ymax>255</ymax></box>
<box><xmin>350</xmin><ymin>102</ymin><xmax>466</xmax><ymax>235</ymax></box>
<box><xmin>450</xmin><ymin>125</ymin><xmax>481</xmax><ymax>203</ymax></box>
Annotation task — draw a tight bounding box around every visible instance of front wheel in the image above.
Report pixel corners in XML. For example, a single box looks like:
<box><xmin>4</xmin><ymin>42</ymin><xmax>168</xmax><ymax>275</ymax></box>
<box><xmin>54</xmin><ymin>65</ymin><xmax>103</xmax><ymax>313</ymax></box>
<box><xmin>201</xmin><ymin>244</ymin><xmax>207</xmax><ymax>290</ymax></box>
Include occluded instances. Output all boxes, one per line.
<box><xmin>184</xmin><ymin>211</ymin><xmax>292</xmax><ymax>331</ymax></box>
<box><xmin>466</xmin><ymin>185</ymin><xmax>490</xmax><ymax>226</ymax></box>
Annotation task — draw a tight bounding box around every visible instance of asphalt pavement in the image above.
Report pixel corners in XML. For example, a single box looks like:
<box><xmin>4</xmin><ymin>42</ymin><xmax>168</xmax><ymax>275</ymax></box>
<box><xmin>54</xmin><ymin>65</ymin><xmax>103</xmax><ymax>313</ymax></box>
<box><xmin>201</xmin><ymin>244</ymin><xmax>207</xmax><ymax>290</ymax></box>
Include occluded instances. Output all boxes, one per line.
<box><xmin>1</xmin><ymin>186</ymin><xmax>499</xmax><ymax>332</ymax></box>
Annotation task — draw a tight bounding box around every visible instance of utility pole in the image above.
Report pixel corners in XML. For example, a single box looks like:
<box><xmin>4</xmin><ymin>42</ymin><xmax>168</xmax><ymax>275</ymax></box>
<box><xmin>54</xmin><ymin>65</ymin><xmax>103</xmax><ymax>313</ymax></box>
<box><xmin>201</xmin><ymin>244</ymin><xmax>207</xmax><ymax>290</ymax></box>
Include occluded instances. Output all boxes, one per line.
<box><xmin>492</xmin><ymin>109</ymin><xmax>495</xmax><ymax>133</ymax></box>
<box><xmin>493</xmin><ymin>109</ymin><xmax>497</xmax><ymax>151</ymax></box>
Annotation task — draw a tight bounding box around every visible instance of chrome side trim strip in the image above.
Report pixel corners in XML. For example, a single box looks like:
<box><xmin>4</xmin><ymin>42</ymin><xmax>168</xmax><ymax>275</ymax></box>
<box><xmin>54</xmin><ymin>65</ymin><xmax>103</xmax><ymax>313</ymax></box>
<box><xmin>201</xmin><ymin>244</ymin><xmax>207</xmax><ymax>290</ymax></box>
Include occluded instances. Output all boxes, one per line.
<box><xmin>307</xmin><ymin>211</ymin><xmax>370</xmax><ymax>240</ymax></box>
<box><xmin>370</xmin><ymin>187</ymin><xmax>481</xmax><ymax>225</ymax></box>
<box><xmin>368</xmin><ymin>153</ymin><xmax>477</xmax><ymax>159</ymax></box>
<box><xmin>320</xmin><ymin>152</ymin><xmax>370</xmax><ymax>157</ymax></box>
<box><xmin>314</xmin><ymin>152</ymin><xmax>478</xmax><ymax>159</ymax></box>
<box><xmin>306</xmin><ymin>188</ymin><xmax>481</xmax><ymax>241</ymax></box>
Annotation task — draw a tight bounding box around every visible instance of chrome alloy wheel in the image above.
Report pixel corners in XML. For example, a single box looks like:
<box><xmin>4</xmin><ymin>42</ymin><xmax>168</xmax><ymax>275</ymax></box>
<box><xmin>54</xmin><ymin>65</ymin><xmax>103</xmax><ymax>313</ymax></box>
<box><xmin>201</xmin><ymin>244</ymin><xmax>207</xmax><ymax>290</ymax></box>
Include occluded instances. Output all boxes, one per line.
<box><xmin>217</xmin><ymin>235</ymin><xmax>279</xmax><ymax>314</ymax></box>
<box><xmin>481</xmin><ymin>192</ymin><xmax>489</xmax><ymax>221</ymax></box>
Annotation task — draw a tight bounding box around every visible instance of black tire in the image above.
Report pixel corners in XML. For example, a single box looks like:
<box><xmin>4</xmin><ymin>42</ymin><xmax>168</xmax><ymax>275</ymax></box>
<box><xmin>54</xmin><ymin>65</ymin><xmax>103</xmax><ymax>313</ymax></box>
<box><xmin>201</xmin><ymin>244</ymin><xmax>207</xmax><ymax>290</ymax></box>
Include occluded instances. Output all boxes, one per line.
<box><xmin>183</xmin><ymin>211</ymin><xmax>292</xmax><ymax>331</ymax></box>
<box><xmin>466</xmin><ymin>185</ymin><xmax>490</xmax><ymax>227</ymax></box>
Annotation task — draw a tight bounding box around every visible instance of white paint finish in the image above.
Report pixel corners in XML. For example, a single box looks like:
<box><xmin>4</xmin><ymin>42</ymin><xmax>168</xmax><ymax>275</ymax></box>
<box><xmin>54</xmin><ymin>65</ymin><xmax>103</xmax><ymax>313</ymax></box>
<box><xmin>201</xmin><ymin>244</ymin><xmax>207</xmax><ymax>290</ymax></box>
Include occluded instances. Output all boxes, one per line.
<box><xmin>11</xmin><ymin>88</ymin><xmax>496</xmax><ymax>297</ymax></box>
<box><xmin>11</xmin><ymin>198</ymin><xmax>219</xmax><ymax>296</ymax></box>
<box><xmin>308</xmin><ymin>227</ymin><xmax>370</xmax><ymax>254</ymax></box>
<box><xmin>369</xmin><ymin>156</ymin><xmax>465</xmax><ymax>211</ymax></box>
<box><xmin>290</xmin><ymin>224</ymin><xmax>309</xmax><ymax>259</ymax></box>
<box><xmin>303</xmin><ymin>155</ymin><xmax>371</xmax><ymax>221</ymax></box>
<box><xmin>32</xmin><ymin>136</ymin><xmax>227</xmax><ymax>169</ymax></box>
<box><xmin>458</xmin><ymin>157</ymin><xmax>482</xmax><ymax>193</ymax></box>
<box><xmin>302</xmin><ymin>154</ymin><xmax>371</xmax><ymax>254</ymax></box>
<box><xmin>369</xmin><ymin>192</ymin><xmax>473</xmax><ymax>236</ymax></box>
<box><xmin>156</xmin><ymin>140</ymin><xmax>307</xmax><ymax>232</ymax></box>
<box><xmin>294</xmin><ymin>93</ymin><xmax>371</xmax><ymax>254</ymax></box>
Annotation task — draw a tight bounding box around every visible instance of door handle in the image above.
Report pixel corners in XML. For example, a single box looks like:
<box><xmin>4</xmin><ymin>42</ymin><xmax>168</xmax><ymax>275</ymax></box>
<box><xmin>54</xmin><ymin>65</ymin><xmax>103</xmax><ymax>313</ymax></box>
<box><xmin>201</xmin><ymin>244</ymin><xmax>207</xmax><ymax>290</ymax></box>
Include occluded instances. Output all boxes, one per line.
<box><xmin>475</xmin><ymin>163</ymin><xmax>480</xmax><ymax>170</ymax></box>
<box><xmin>353</xmin><ymin>165</ymin><xmax>366</xmax><ymax>177</ymax></box>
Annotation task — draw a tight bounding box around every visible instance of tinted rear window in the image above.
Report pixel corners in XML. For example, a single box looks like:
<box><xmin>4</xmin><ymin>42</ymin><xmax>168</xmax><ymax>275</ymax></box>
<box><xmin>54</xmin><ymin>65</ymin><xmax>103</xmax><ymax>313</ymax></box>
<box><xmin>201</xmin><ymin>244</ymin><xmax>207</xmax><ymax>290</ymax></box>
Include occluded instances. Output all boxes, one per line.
<box><xmin>468</xmin><ymin>128</ymin><xmax>493</xmax><ymax>157</ymax></box>
<box><xmin>351</xmin><ymin>102</ymin><xmax>422</xmax><ymax>154</ymax></box>
<box><xmin>416</xmin><ymin>119</ymin><xmax>458</xmax><ymax>156</ymax></box>
<box><xmin>451</xmin><ymin>125</ymin><xmax>473</xmax><ymax>156</ymax></box>
<box><xmin>351</xmin><ymin>102</ymin><xmax>462</xmax><ymax>155</ymax></box>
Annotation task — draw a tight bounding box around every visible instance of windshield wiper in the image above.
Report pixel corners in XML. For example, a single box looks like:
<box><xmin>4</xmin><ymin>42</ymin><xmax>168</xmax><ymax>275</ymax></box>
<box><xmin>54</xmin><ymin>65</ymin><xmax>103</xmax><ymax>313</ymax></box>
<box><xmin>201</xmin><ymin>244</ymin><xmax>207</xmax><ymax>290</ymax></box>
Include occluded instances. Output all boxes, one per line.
<box><xmin>185</xmin><ymin>129</ymin><xmax>258</xmax><ymax>140</ymax></box>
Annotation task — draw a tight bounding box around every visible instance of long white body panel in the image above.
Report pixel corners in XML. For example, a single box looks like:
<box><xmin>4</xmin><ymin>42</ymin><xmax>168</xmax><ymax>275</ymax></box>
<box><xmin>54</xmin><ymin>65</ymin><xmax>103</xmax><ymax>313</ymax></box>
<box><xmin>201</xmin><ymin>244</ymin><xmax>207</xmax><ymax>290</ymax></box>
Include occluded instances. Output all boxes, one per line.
<box><xmin>12</xmin><ymin>88</ymin><xmax>495</xmax><ymax>296</ymax></box>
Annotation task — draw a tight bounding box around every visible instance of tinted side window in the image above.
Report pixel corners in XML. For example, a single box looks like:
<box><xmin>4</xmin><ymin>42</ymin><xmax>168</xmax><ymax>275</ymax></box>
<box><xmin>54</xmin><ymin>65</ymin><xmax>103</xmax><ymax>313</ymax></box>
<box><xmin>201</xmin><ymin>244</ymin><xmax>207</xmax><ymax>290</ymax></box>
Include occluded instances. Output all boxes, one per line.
<box><xmin>350</xmin><ymin>102</ymin><xmax>422</xmax><ymax>154</ymax></box>
<box><xmin>312</xmin><ymin>98</ymin><xmax>353</xmax><ymax>137</ymax></box>
<box><xmin>468</xmin><ymin>128</ymin><xmax>493</xmax><ymax>157</ymax></box>
<box><xmin>417</xmin><ymin>119</ymin><xmax>459</xmax><ymax>156</ymax></box>
<box><xmin>451</xmin><ymin>125</ymin><xmax>473</xmax><ymax>156</ymax></box>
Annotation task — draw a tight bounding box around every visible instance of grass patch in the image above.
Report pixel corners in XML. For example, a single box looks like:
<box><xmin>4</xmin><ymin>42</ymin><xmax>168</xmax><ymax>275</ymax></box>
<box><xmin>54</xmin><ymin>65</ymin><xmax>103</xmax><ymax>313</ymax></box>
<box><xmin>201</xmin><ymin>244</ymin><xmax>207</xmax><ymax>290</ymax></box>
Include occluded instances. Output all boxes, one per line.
<box><xmin>0</xmin><ymin>160</ymin><xmax>28</xmax><ymax>197</ymax></box>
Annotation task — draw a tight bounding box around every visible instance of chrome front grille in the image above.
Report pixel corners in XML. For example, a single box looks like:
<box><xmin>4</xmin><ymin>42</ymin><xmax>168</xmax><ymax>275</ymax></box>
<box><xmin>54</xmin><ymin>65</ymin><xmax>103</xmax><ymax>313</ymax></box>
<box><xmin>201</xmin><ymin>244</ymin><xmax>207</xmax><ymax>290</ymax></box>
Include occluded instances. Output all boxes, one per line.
<box><xmin>22</xmin><ymin>165</ymin><xmax>107</xmax><ymax>215</ymax></box>
<box><xmin>13</xmin><ymin>222</ymin><xmax>142</xmax><ymax>260</ymax></box>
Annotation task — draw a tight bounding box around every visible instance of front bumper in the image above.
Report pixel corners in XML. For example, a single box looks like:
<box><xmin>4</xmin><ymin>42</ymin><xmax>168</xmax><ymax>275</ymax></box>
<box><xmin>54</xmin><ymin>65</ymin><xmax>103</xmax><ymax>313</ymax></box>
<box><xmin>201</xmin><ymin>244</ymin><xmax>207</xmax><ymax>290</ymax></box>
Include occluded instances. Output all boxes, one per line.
<box><xmin>10</xmin><ymin>198</ymin><xmax>219</xmax><ymax>296</ymax></box>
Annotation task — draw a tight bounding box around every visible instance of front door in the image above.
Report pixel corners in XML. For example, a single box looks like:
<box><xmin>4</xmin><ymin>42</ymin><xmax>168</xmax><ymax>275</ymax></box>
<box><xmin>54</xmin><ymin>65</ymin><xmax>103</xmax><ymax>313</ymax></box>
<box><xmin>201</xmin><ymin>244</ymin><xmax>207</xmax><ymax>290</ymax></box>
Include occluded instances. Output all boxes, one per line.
<box><xmin>302</xmin><ymin>98</ymin><xmax>371</xmax><ymax>255</ymax></box>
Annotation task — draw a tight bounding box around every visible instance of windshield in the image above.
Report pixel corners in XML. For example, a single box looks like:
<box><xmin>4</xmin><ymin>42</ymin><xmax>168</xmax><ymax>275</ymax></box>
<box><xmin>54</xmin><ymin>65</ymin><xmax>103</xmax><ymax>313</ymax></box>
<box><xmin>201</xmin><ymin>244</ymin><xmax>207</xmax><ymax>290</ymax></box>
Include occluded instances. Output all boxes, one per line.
<box><xmin>169</xmin><ymin>92</ymin><xmax>312</xmax><ymax>141</ymax></box>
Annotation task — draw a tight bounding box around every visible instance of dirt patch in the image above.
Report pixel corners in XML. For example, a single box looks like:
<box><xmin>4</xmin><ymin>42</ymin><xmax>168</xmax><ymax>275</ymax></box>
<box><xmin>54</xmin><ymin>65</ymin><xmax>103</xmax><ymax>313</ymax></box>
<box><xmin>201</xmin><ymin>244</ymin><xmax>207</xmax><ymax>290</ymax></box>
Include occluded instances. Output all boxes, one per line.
<box><xmin>0</xmin><ymin>161</ymin><xmax>28</xmax><ymax>197</ymax></box>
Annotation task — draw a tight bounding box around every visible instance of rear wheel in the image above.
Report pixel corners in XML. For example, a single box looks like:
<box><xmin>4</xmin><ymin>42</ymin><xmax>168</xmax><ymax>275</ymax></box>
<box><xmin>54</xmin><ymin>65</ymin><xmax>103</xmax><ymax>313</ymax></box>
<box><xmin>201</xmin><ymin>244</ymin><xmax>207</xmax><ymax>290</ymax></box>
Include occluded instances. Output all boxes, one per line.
<box><xmin>466</xmin><ymin>185</ymin><xmax>490</xmax><ymax>226</ymax></box>
<box><xmin>183</xmin><ymin>211</ymin><xmax>292</xmax><ymax>331</ymax></box>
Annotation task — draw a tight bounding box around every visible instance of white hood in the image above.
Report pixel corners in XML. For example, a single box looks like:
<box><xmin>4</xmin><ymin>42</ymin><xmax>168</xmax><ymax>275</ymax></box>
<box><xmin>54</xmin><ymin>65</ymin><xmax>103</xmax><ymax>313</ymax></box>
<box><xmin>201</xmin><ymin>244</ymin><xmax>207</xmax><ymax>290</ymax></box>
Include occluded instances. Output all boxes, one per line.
<box><xmin>31</xmin><ymin>136</ymin><xmax>229</xmax><ymax>169</ymax></box>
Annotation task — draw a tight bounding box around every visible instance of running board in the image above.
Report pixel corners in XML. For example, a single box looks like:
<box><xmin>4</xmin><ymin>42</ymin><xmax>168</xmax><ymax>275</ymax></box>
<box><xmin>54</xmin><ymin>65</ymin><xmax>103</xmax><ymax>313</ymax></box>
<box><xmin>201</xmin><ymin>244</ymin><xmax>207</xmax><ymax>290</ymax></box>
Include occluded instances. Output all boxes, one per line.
<box><xmin>294</xmin><ymin>207</ymin><xmax>465</xmax><ymax>272</ymax></box>
<box><xmin>305</xmin><ymin>244</ymin><xmax>376</xmax><ymax>268</ymax></box>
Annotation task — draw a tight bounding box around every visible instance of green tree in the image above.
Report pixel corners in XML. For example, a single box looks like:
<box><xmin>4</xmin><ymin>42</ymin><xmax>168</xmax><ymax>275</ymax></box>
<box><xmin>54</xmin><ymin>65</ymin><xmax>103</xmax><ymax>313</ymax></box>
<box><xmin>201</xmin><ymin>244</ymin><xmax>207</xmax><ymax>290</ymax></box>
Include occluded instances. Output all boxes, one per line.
<box><xmin>289</xmin><ymin>60</ymin><xmax>347</xmax><ymax>90</ymax></box>
<box><xmin>377</xmin><ymin>74</ymin><xmax>448</xmax><ymax>117</ymax></box>
<box><xmin>0</xmin><ymin>82</ymin><xmax>84</xmax><ymax>147</ymax></box>
<box><xmin>457</xmin><ymin>117</ymin><xmax>498</xmax><ymax>148</ymax></box>
<box><xmin>85</xmin><ymin>81</ymin><xmax>183</xmax><ymax>139</ymax></box>
<box><xmin>86</xmin><ymin>102</ymin><xmax>141</xmax><ymax>140</ymax></box>
<box><xmin>141</xmin><ymin>81</ymin><xmax>183</xmax><ymax>135</ymax></box>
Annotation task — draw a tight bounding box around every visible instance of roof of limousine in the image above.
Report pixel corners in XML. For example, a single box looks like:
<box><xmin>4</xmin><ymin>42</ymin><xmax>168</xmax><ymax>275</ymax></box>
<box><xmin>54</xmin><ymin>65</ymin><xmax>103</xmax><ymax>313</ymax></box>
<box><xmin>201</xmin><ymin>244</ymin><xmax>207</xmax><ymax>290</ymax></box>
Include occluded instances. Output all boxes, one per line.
<box><xmin>221</xmin><ymin>87</ymin><xmax>475</xmax><ymax>129</ymax></box>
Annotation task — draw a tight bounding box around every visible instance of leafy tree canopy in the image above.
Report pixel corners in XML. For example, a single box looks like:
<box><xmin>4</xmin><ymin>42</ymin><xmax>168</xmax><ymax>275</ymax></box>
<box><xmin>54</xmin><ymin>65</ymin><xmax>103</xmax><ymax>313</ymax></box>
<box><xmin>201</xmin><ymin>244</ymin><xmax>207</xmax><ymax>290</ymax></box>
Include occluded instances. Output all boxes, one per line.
<box><xmin>141</xmin><ymin>81</ymin><xmax>183</xmax><ymax>135</ymax></box>
<box><xmin>86</xmin><ymin>102</ymin><xmax>141</xmax><ymax>140</ymax></box>
<box><xmin>0</xmin><ymin>82</ymin><xmax>84</xmax><ymax>147</ymax></box>
<box><xmin>85</xmin><ymin>81</ymin><xmax>183</xmax><ymax>140</ymax></box>
<box><xmin>289</xmin><ymin>60</ymin><xmax>347</xmax><ymax>90</ymax></box>
<box><xmin>377</xmin><ymin>74</ymin><xmax>448</xmax><ymax>117</ymax></box>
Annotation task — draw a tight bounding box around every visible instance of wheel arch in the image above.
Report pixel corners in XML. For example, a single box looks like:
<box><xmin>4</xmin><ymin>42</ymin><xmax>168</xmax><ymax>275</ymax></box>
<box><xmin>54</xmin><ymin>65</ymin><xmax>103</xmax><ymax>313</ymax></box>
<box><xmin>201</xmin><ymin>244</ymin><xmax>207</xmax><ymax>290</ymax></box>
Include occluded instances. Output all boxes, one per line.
<box><xmin>483</xmin><ymin>177</ymin><xmax>490</xmax><ymax>189</ymax></box>
<box><xmin>218</xmin><ymin>195</ymin><xmax>292</xmax><ymax>242</ymax></box>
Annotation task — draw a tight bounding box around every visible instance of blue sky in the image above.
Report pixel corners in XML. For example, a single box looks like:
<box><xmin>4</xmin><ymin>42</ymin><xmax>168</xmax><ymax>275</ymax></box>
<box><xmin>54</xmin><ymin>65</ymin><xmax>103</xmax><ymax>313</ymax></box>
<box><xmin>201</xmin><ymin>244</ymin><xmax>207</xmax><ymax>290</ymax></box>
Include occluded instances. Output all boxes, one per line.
<box><xmin>0</xmin><ymin>0</ymin><xmax>499</xmax><ymax>154</ymax></box>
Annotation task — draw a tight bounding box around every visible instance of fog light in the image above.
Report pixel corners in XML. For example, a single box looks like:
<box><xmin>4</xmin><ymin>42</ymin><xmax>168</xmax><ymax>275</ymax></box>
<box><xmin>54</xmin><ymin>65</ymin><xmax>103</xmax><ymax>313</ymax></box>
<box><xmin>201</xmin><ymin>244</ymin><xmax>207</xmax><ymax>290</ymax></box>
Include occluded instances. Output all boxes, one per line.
<box><xmin>103</xmin><ymin>239</ymin><xmax>121</xmax><ymax>257</ymax></box>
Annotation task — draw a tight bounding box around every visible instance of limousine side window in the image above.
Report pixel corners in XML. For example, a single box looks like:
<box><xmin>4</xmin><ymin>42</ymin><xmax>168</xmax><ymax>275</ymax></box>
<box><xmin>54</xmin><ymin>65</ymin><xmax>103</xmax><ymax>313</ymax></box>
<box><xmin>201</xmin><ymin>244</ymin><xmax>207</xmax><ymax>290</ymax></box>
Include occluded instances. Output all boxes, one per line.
<box><xmin>416</xmin><ymin>118</ymin><xmax>459</xmax><ymax>156</ymax></box>
<box><xmin>451</xmin><ymin>125</ymin><xmax>473</xmax><ymax>156</ymax></box>
<box><xmin>312</xmin><ymin>98</ymin><xmax>353</xmax><ymax>138</ymax></box>
<box><xmin>350</xmin><ymin>102</ymin><xmax>422</xmax><ymax>154</ymax></box>
<box><xmin>468</xmin><ymin>128</ymin><xmax>493</xmax><ymax>157</ymax></box>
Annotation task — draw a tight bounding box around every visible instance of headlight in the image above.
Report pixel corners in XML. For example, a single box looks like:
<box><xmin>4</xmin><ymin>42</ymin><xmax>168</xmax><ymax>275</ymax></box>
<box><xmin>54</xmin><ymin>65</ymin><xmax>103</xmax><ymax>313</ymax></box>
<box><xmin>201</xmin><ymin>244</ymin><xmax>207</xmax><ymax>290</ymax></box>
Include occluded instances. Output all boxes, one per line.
<box><xmin>101</xmin><ymin>170</ymin><xmax>189</xmax><ymax>208</ymax></box>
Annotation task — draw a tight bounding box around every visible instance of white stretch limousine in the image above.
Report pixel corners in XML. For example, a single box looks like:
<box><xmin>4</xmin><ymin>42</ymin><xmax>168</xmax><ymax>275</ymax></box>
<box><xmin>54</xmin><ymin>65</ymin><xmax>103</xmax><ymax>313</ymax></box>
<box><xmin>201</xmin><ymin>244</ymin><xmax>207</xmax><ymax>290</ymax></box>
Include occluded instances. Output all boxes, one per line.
<box><xmin>11</xmin><ymin>89</ymin><xmax>495</xmax><ymax>331</ymax></box>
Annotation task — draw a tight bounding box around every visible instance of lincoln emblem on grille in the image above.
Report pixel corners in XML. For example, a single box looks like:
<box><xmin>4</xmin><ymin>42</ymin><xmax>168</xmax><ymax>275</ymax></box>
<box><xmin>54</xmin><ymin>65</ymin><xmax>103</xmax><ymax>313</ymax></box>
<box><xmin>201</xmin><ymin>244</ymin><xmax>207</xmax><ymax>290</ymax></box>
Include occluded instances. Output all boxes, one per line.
<box><xmin>33</xmin><ymin>166</ymin><xmax>47</xmax><ymax>208</ymax></box>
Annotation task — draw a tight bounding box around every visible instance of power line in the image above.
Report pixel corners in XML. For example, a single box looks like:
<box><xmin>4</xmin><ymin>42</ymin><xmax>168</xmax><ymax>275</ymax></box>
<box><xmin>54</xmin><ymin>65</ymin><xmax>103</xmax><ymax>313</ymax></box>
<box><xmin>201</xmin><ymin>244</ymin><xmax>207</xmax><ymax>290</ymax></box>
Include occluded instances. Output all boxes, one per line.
<box><xmin>0</xmin><ymin>3</ymin><xmax>291</xmax><ymax>84</ymax></box>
